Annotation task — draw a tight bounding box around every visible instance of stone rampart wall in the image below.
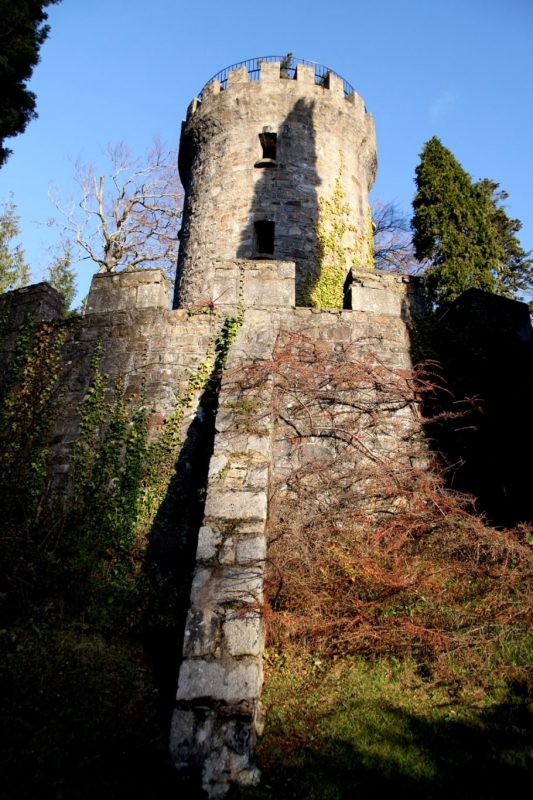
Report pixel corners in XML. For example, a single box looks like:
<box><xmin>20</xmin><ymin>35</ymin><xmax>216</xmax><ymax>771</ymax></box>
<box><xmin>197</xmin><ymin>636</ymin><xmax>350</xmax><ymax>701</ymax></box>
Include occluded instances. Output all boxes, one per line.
<box><xmin>0</xmin><ymin>264</ymin><xmax>428</xmax><ymax>799</ymax></box>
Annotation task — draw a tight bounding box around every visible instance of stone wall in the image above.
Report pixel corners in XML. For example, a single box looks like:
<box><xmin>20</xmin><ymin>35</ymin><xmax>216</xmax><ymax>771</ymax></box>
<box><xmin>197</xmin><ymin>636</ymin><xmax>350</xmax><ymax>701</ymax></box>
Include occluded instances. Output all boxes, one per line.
<box><xmin>0</xmin><ymin>282</ymin><xmax>64</xmax><ymax>368</ymax></box>
<box><xmin>348</xmin><ymin>266</ymin><xmax>429</xmax><ymax>319</ymax></box>
<box><xmin>1</xmin><ymin>264</ymin><xmax>429</xmax><ymax>799</ymax></box>
<box><xmin>49</xmin><ymin>270</ymin><xmax>219</xmax><ymax>482</ymax></box>
<box><xmin>169</xmin><ymin>264</ymin><xmax>428</xmax><ymax>796</ymax></box>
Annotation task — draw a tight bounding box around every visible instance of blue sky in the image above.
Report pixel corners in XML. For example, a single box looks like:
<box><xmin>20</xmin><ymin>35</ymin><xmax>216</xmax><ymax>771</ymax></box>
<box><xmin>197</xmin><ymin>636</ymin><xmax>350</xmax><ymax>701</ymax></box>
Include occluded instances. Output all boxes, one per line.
<box><xmin>2</xmin><ymin>0</ymin><xmax>532</xmax><ymax>304</ymax></box>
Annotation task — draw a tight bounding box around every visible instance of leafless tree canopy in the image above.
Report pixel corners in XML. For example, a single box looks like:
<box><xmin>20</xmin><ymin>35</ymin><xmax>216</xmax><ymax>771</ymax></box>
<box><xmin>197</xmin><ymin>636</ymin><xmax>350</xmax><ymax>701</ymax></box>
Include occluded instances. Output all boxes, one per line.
<box><xmin>52</xmin><ymin>140</ymin><xmax>183</xmax><ymax>276</ymax></box>
<box><xmin>372</xmin><ymin>201</ymin><xmax>422</xmax><ymax>274</ymax></box>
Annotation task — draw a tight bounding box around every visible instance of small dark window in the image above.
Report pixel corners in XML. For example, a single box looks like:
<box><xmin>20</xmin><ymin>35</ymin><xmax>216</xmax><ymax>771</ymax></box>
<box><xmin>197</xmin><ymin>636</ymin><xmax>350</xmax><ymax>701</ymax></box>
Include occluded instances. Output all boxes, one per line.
<box><xmin>259</xmin><ymin>132</ymin><xmax>277</xmax><ymax>160</ymax></box>
<box><xmin>254</xmin><ymin>221</ymin><xmax>275</xmax><ymax>256</ymax></box>
<box><xmin>255</xmin><ymin>132</ymin><xmax>277</xmax><ymax>168</ymax></box>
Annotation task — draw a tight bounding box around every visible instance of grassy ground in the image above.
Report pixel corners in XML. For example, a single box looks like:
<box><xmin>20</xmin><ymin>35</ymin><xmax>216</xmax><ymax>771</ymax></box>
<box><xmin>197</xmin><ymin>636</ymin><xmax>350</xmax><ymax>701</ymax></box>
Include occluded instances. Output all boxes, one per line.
<box><xmin>236</xmin><ymin>651</ymin><xmax>532</xmax><ymax>800</ymax></box>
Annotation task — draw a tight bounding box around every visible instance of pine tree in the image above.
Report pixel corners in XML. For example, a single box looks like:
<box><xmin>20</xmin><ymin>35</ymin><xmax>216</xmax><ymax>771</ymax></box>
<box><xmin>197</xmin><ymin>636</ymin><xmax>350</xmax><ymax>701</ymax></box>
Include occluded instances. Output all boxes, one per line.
<box><xmin>0</xmin><ymin>196</ymin><xmax>30</xmax><ymax>292</ymax></box>
<box><xmin>476</xmin><ymin>179</ymin><xmax>533</xmax><ymax>304</ymax></box>
<box><xmin>0</xmin><ymin>1</ymin><xmax>61</xmax><ymax>167</ymax></box>
<box><xmin>411</xmin><ymin>137</ymin><xmax>501</xmax><ymax>306</ymax></box>
<box><xmin>47</xmin><ymin>237</ymin><xmax>76</xmax><ymax>307</ymax></box>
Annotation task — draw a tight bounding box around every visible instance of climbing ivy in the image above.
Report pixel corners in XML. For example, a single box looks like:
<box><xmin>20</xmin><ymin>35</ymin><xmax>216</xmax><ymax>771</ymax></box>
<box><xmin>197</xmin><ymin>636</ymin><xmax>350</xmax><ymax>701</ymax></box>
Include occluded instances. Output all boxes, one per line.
<box><xmin>0</xmin><ymin>315</ymin><xmax>74</xmax><ymax>521</ymax></box>
<box><xmin>0</xmin><ymin>299</ymin><xmax>246</xmax><ymax>797</ymax></box>
<box><xmin>140</xmin><ymin>309</ymin><xmax>244</xmax><ymax>528</ymax></box>
<box><xmin>0</xmin><ymin>296</ymin><xmax>246</xmax><ymax>635</ymax></box>
<box><xmin>303</xmin><ymin>155</ymin><xmax>374</xmax><ymax>308</ymax></box>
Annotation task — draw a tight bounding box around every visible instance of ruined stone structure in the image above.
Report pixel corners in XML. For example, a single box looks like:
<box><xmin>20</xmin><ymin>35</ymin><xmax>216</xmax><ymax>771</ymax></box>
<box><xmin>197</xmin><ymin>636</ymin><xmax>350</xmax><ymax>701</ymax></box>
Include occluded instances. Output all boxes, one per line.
<box><xmin>0</xmin><ymin>58</ymin><xmax>451</xmax><ymax>798</ymax></box>
<box><xmin>174</xmin><ymin>56</ymin><xmax>377</xmax><ymax>307</ymax></box>
<box><xmin>168</xmin><ymin>59</ymin><xmax>423</xmax><ymax>797</ymax></box>
<box><xmin>1</xmin><ymin>54</ymin><xmax>532</xmax><ymax>800</ymax></box>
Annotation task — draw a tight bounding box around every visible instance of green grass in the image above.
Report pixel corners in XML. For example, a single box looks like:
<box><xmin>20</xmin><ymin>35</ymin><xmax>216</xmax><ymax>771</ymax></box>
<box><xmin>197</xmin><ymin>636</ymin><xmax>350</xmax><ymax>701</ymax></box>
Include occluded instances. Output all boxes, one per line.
<box><xmin>235</xmin><ymin>652</ymin><xmax>532</xmax><ymax>800</ymax></box>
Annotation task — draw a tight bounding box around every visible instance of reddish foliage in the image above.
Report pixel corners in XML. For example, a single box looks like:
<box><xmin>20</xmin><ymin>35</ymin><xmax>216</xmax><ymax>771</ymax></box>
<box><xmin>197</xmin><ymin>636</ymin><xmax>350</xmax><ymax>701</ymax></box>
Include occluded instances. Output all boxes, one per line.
<box><xmin>232</xmin><ymin>330</ymin><xmax>533</xmax><ymax>684</ymax></box>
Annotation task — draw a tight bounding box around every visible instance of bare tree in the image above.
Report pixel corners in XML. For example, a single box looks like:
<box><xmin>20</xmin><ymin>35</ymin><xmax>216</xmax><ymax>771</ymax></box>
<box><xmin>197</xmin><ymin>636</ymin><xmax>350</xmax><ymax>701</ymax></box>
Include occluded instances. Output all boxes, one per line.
<box><xmin>51</xmin><ymin>140</ymin><xmax>182</xmax><ymax>276</ymax></box>
<box><xmin>372</xmin><ymin>200</ymin><xmax>421</xmax><ymax>273</ymax></box>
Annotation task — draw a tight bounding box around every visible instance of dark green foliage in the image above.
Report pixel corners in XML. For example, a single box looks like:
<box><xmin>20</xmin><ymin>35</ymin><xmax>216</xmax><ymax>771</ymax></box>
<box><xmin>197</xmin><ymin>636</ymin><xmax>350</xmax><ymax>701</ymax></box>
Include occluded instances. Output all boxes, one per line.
<box><xmin>411</xmin><ymin>137</ymin><xmax>501</xmax><ymax>306</ymax></box>
<box><xmin>61</xmin><ymin>362</ymin><xmax>149</xmax><ymax>625</ymax></box>
<box><xmin>0</xmin><ymin>0</ymin><xmax>61</xmax><ymax>167</ymax></box>
<box><xmin>0</xmin><ymin>326</ymin><xmax>165</xmax><ymax>797</ymax></box>
<box><xmin>476</xmin><ymin>178</ymin><xmax>533</xmax><ymax>304</ymax></box>
<box><xmin>280</xmin><ymin>52</ymin><xmax>293</xmax><ymax>79</ymax></box>
<box><xmin>0</xmin><ymin>315</ymin><xmax>72</xmax><ymax>617</ymax></box>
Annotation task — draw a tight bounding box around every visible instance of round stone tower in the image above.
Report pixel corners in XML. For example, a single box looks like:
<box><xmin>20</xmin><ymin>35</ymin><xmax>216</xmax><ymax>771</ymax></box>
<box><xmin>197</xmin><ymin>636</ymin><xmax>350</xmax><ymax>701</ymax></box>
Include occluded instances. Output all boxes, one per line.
<box><xmin>174</xmin><ymin>56</ymin><xmax>377</xmax><ymax>307</ymax></box>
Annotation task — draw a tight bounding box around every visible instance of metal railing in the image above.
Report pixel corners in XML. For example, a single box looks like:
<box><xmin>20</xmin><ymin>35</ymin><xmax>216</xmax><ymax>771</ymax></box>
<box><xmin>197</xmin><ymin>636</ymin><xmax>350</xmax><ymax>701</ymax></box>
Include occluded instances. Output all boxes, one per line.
<box><xmin>197</xmin><ymin>56</ymin><xmax>355</xmax><ymax>101</ymax></box>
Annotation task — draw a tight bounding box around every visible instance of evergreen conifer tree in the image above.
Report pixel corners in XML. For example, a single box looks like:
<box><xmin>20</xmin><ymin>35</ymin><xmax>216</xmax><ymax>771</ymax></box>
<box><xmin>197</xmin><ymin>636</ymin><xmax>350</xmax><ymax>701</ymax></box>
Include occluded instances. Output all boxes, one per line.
<box><xmin>47</xmin><ymin>237</ymin><xmax>76</xmax><ymax>307</ymax></box>
<box><xmin>0</xmin><ymin>196</ymin><xmax>30</xmax><ymax>292</ymax></box>
<box><xmin>476</xmin><ymin>178</ymin><xmax>533</xmax><ymax>303</ymax></box>
<box><xmin>0</xmin><ymin>1</ymin><xmax>61</xmax><ymax>167</ymax></box>
<box><xmin>412</xmin><ymin>137</ymin><xmax>501</xmax><ymax>306</ymax></box>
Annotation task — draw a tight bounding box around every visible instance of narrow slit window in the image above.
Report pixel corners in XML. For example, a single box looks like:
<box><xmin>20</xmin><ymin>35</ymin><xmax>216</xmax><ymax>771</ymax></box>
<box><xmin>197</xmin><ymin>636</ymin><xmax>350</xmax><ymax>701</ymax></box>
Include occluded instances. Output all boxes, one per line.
<box><xmin>254</xmin><ymin>221</ymin><xmax>275</xmax><ymax>255</ymax></box>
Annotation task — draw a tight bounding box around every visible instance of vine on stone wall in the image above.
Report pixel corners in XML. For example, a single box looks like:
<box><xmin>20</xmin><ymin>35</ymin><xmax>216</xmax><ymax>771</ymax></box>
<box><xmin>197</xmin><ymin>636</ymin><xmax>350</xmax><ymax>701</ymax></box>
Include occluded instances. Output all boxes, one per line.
<box><xmin>0</xmin><ymin>297</ymin><xmax>248</xmax><ymax>797</ymax></box>
<box><xmin>0</xmin><ymin>298</ymin><xmax>246</xmax><ymax>634</ymax></box>
<box><xmin>304</xmin><ymin>154</ymin><xmax>374</xmax><ymax>308</ymax></box>
<box><xmin>0</xmin><ymin>315</ymin><xmax>73</xmax><ymax>524</ymax></box>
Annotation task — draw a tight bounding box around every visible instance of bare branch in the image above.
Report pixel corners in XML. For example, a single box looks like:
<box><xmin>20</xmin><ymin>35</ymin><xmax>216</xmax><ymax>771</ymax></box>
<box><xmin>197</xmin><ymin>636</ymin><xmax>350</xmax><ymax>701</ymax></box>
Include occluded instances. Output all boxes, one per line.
<box><xmin>49</xmin><ymin>139</ymin><xmax>183</xmax><ymax>278</ymax></box>
<box><xmin>372</xmin><ymin>200</ymin><xmax>426</xmax><ymax>273</ymax></box>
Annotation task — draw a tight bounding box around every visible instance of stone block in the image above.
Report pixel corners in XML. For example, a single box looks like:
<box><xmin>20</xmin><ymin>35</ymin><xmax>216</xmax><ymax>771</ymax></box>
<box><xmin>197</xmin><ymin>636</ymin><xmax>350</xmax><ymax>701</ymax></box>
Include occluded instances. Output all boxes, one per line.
<box><xmin>136</xmin><ymin>280</ymin><xmax>170</xmax><ymax>308</ymax></box>
<box><xmin>197</xmin><ymin>526</ymin><xmax>222</xmax><ymax>561</ymax></box>
<box><xmin>189</xmin><ymin>568</ymin><xmax>212</xmax><ymax>604</ymax></box>
<box><xmin>223</xmin><ymin>614</ymin><xmax>264</xmax><ymax>656</ymax></box>
<box><xmin>244</xmin><ymin>464</ymin><xmax>269</xmax><ymax>490</ymax></box>
<box><xmin>327</xmin><ymin>73</ymin><xmax>344</xmax><ymax>97</ymax></box>
<box><xmin>219</xmin><ymin>538</ymin><xmax>236</xmax><ymax>565</ymax></box>
<box><xmin>0</xmin><ymin>282</ymin><xmax>64</xmax><ymax>326</ymax></box>
<box><xmin>203</xmin><ymin>79</ymin><xmax>221</xmax><ymax>98</ymax></box>
<box><xmin>169</xmin><ymin>708</ymin><xmax>196</xmax><ymax>757</ymax></box>
<box><xmin>176</xmin><ymin>658</ymin><xmax>262</xmax><ymax>703</ymax></box>
<box><xmin>183</xmin><ymin>607</ymin><xmax>222</xmax><ymax>657</ymax></box>
<box><xmin>215</xmin><ymin>565</ymin><xmax>264</xmax><ymax>603</ymax></box>
<box><xmin>86</xmin><ymin>269</ymin><xmax>170</xmax><ymax>313</ymax></box>
<box><xmin>235</xmin><ymin>536</ymin><xmax>267</xmax><ymax>564</ymax></box>
<box><xmin>295</xmin><ymin>64</ymin><xmax>315</xmax><ymax>86</ymax></box>
<box><xmin>227</xmin><ymin>66</ymin><xmax>249</xmax><ymax>86</ymax></box>
<box><xmin>259</xmin><ymin>61</ymin><xmax>281</xmax><ymax>83</ymax></box>
<box><xmin>350</xmin><ymin>284</ymin><xmax>402</xmax><ymax>316</ymax></box>
<box><xmin>346</xmin><ymin>91</ymin><xmax>365</xmax><ymax>112</ymax></box>
<box><xmin>213</xmin><ymin>268</ymin><xmax>239</xmax><ymax>305</ymax></box>
<box><xmin>204</xmin><ymin>490</ymin><xmax>268</xmax><ymax>522</ymax></box>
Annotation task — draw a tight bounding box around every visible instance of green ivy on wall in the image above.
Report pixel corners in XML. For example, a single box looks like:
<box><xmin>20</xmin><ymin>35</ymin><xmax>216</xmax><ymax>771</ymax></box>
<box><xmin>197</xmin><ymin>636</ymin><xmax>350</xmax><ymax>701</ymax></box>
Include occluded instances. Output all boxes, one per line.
<box><xmin>0</xmin><ymin>300</ymin><xmax>246</xmax><ymax>633</ymax></box>
<box><xmin>303</xmin><ymin>154</ymin><xmax>374</xmax><ymax>308</ymax></box>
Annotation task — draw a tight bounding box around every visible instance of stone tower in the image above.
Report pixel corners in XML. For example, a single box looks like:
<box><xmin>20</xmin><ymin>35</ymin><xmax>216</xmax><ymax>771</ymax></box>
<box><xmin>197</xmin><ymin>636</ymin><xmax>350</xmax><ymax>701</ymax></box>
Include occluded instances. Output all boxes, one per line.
<box><xmin>174</xmin><ymin>56</ymin><xmax>377</xmax><ymax>307</ymax></box>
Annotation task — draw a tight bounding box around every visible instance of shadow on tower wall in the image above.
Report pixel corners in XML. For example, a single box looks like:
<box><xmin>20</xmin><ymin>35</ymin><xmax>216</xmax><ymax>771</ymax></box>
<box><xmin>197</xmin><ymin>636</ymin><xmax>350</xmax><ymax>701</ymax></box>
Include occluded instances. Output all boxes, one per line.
<box><xmin>237</xmin><ymin>97</ymin><xmax>323</xmax><ymax>305</ymax></box>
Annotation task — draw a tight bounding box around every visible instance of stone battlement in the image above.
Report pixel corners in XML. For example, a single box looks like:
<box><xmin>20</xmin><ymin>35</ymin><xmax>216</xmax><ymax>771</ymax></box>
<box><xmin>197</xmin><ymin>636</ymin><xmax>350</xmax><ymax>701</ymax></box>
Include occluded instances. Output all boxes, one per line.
<box><xmin>187</xmin><ymin>61</ymin><xmax>368</xmax><ymax>122</ymax></box>
<box><xmin>187</xmin><ymin>56</ymin><xmax>367</xmax><ymax>118</ymax></box>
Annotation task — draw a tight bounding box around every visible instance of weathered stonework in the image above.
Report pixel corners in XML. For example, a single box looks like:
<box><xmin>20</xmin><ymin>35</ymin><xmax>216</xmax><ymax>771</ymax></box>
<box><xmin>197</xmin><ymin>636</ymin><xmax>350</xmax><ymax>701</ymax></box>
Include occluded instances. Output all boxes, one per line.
<box><xmin>48</xmin><ymin>270</ymin><xmax>219</xmax><ymax>481</ymax></box>
<box><xmin>0</xmin><ymin>57</ymin><xmax>441</xmax><ymax>800</ymax></box>
<box><xmin>169</xmin><ymin>256</ymin><xmax>428</xmax><ymax>795</ymax></box>
<box><xmin>0</xmin><ymin>282</ymin><xmax>64</xmax><ymax>367</ymax></box>
<box><xmin>174</xmin><ymin>59</ymin><xmax>377</xmax><ymax>307</ymax></box>
<box><xmin>348</xmin><ymin>266</ymin><xmax>429</xmax><ymax>319</ymax></box>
